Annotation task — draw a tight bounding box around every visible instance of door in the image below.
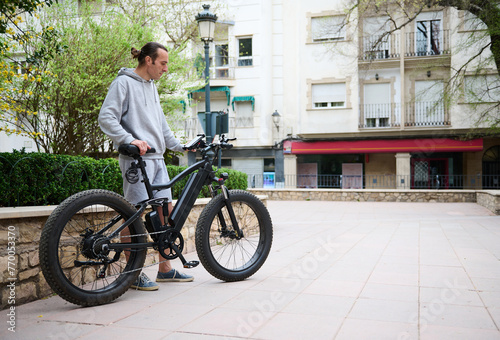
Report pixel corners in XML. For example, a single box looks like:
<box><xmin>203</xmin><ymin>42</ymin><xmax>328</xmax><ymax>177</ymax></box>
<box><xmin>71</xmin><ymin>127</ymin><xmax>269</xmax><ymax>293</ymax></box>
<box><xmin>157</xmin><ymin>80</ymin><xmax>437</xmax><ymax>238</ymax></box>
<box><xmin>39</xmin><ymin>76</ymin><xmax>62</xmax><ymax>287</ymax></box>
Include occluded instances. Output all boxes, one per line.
<box><xmin>412</xmin><ymin>158</ymin><xmax>449</xmax><ymax>189</ymax></box>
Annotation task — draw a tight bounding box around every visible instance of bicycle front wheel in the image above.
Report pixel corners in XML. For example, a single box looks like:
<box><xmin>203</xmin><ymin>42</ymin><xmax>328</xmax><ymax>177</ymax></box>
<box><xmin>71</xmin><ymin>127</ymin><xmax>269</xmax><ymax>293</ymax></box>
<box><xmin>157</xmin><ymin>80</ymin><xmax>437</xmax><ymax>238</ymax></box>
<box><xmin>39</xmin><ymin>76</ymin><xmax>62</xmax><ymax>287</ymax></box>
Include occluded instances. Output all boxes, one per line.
<box><xmin>39</xmin><ymin>189</ymin><xmax>147</xmax><ymax>306</ymax></box>
<box><xmin>195</xmin><ymin>190</ymin><xmax>273</xmax><ymax>281</ymax></box>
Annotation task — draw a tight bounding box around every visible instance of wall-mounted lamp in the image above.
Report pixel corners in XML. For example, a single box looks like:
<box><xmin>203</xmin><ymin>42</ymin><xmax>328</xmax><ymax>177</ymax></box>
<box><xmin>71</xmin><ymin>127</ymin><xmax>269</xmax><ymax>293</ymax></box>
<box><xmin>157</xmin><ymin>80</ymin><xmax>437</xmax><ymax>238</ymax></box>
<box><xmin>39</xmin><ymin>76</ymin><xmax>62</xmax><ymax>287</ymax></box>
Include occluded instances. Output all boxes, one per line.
<box><xmin>375</xmin><ymin>73</ymin><xmax>379</xmax><ymax>81</ymax></box>
<box><xmin>272</xmin><ymin>110</ymin><xmax>281</xmax><ymax>131</ymax></box>
<box><xmin>427</xmin><ymin>70</ymin><xmax>431</xmax><ymax>78</ymax></box>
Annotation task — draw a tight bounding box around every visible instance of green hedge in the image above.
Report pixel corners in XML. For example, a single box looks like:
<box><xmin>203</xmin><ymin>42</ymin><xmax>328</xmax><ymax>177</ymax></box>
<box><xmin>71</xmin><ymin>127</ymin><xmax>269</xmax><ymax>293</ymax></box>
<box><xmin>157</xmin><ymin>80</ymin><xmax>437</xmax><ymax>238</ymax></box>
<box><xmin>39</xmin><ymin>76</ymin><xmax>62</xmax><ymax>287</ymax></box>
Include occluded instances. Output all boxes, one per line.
<box><xmin>0</xmin><ymin>150</ymin><xmax>247</xmax><ymax>207</ymax></box>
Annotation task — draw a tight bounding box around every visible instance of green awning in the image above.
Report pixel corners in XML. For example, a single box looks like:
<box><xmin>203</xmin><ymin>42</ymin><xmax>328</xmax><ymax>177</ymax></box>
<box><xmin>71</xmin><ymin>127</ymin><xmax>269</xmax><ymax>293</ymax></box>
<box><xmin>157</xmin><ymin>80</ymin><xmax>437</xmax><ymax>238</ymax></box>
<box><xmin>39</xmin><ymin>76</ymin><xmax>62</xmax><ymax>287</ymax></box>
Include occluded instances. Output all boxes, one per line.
<box><xmin>188</xmin><ymin>86</ymin><xmax>230</xmax><ymax>106</ymax></box>
<box><xmin>231</xmin><ymin>96</ymin><xmax>255</xmax><ymax>111</ymax></box>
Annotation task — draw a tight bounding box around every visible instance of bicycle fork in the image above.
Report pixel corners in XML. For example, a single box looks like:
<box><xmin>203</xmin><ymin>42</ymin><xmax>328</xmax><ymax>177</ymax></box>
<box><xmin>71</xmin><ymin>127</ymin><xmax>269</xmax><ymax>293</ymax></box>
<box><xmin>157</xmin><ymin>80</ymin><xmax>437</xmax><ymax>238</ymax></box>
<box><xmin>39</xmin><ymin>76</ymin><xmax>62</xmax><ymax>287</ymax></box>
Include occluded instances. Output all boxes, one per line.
<box><xmin>212</xmin><ymin>184</ymin><xmax>244</xmax><ymax>240</ymax></box>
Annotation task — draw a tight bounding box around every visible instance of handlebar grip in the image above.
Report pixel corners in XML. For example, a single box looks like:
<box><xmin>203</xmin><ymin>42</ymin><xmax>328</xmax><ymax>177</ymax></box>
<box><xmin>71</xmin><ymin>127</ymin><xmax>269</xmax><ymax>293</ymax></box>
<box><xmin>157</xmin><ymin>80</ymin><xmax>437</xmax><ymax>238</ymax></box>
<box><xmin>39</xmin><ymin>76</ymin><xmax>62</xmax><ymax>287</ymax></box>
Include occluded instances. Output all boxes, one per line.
<box><xmin>147</xmin><ymin>148</ymin><xmax>156</xmax><ymax>154</ymax></box>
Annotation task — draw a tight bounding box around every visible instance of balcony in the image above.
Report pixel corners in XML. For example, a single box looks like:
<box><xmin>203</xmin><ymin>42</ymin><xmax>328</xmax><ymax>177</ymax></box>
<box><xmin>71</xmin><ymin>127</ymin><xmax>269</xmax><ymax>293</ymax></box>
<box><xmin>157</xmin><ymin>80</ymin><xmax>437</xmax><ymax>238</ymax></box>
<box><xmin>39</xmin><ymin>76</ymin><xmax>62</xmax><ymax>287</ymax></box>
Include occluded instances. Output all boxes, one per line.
<box><xmin>405</xmin><ymin>101</ymin><xmax>450</xmax><ymax>127</ymax></box>
<box><xmin>359</xmin><ymin>101</ymin><xmax>450</xmax><ymax>129</ymax></box>
<box><xmin>194</xmin><ymin>55</ymin><xmax>236</xmax><ymax>82</ymax></box>
<box><xmin>358</xmin><ymin>29</ymin><xmax>450</xmax><ymax>61</ymax></box>
<box><xmin>359</xmin><ymin>103</ymin><xmax>401</xmax><ymax>128</ymax></box>
<box><xmin>359</xmin><ymin>33</ymin><xmax>400</xmax><ymax>61</ymax></box>
<box><xmin>405</xmin><ymin>29</ymin><xmax>450</xmax><ymax>57</ymax></box>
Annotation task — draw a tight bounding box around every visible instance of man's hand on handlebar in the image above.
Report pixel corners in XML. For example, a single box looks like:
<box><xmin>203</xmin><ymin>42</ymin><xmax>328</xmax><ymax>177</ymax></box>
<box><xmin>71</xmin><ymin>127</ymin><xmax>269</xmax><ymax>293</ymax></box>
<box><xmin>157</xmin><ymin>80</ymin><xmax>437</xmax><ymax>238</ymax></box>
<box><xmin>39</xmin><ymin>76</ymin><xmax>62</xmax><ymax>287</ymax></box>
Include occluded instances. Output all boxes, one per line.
<box><xmin>131</xmin><ymin>139</ymin><xmax>151</xmax><ymax>156</ymax></box>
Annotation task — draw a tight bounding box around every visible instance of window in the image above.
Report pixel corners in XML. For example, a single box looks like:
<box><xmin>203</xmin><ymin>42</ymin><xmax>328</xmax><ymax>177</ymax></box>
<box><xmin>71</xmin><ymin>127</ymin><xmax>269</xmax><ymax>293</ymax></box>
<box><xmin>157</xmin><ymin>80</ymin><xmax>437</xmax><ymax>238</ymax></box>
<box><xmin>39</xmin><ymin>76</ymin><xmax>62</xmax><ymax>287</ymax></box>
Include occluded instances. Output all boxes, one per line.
<box><xmin>237</xmin><ymin>37</ymin><xmax>252</xmax><ymax>66</ymax></box>
<box><xmin>311</xmin><ymin>16</ymin><xmax>346</xmax><ymax>42</ymax></box>
<box><xmin>215</xmin><ymin>44</ymin><xmax>229</xmax><ymax>78</ymax></box>
<box><xmin>234</xmin><ymin>101</ymin><xmax>253</xmax><ymax>127</ymax></box>
<box><xmin>464</xmin><ymin>75</ymin><xmax>500</xmax><ymax>103</ymax></box>
<box><xmin>416</xmin><ymin>19</ymin><xmax>441</xmax><ymax>55</ymax></box>
<box><xmin>363</xmin><ymin>83</ymin><xmax>391</xmax><ymax>127</ymax></box>
<box><xmin>312</xmin><ymin>83</ymin><xmax>346</xmax><ymax>108</ymax></box>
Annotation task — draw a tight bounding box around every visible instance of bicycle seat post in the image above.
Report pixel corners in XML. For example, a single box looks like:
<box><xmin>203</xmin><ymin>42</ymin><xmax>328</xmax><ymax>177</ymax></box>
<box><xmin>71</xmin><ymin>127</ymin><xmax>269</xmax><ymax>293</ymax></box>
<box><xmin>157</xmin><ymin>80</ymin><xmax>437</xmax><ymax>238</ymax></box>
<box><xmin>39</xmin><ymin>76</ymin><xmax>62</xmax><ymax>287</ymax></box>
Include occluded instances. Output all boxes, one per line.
<box><xmin>135</xmin><ymin>156</ymin><xmax>155</xmax><ymax>200</ymax></box>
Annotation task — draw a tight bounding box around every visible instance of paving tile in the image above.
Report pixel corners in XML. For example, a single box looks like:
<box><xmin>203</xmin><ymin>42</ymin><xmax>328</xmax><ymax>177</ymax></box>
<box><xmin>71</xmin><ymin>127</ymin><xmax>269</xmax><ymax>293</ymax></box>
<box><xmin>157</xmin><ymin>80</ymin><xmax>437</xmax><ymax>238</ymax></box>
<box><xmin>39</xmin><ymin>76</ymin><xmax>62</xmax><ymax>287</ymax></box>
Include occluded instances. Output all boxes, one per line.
<box><xmin>164</xmin><ymin>284</ymin><xmax>243</xmax><ymax>307</ymax></box>
<box><xmin>0</xmin><ymin>321</ymin><xmax>100</xmax><ymax>340</ymax></box>
<box><xmin>114</xmin><ymin>303</ymin><xmax>214</xmax><ymax>331</ymax></box>
<box><xmin>336</xmin><ymin>318</ymin><xmax>418</xmax><ymax>340</ymax></box>
<box><xmin>303</xmin><ymin>279</ymin><xmax>365</xmax><ymax>297</ymax></box>
<box><xmin>420</xmin><ymin>325</ymin><xmax>500</xmax><ymax>340</ymax></box>
<box><xmin>479</xmin><ymin>291</ymin><xmax>500</xmax><ymax>307</ymax></box>
<box><xmin>282</xmin><ymin>293</ymin><xmax>355</xmax><ymax>318</ymax></box>
<box><xmin>252</xmin><ymin>312</ymin><xmax>343</xmax><ymax>340</ymax></box>
<box><xmin>161</xmin><ymin>333</ymin><xmax>241</xmax><ymax>340</ymax></box>
<box><xmin>419</xmin><ymin>303</ymin><xmax>497</xmax><ymax>330</ymax></box>
<box><xmin>360</xmin><ymin>283</ymin><xmax>418</xmax><ymax>302</ymax></box>
<box><xmin>348</xmin><ymin>298</ymin><xmax>418</xmax><ymax>324</ymax></box>
<box><xmin>221</xmin><ymin>288</ymin><xmax>298</xmax><ymax>312</ymax></box>
<box><xmin>367</xmin><ymin>262</ymin><xmax>419</xmax><ymax>286</ymax></box>
<box><xmin>79</xmin><ymin>325</ymin><xmax>168</xmax><ymax>340</ymax></box>
<box><xmin>419</xmin><ymin>265</ymin><xmax>474</xmax><ymax>289</ymax></box>
<box><xmin>178</xmin><ymin>307</ymin><xmax>275</xmax><ymax>338</ymax></box>
<box><xmin>470</xmin><ymin>277</ymin><xmax>500</xmax><ymax>292</ymax></box>
<box><xmin>420</xmin><ymin>287</ymin><xmax>483</xmax><ymax>307</ymax></box>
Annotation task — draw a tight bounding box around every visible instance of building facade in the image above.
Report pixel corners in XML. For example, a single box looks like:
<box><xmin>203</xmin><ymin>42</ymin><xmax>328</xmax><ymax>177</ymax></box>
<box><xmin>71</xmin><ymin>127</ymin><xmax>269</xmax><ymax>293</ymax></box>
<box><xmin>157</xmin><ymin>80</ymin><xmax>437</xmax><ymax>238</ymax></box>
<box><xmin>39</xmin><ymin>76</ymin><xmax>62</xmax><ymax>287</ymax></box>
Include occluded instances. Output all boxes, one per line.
<box><xmin>185</xmin><ymin>0</ymin><xmax>500</xmax><ymax>190</ymax></box>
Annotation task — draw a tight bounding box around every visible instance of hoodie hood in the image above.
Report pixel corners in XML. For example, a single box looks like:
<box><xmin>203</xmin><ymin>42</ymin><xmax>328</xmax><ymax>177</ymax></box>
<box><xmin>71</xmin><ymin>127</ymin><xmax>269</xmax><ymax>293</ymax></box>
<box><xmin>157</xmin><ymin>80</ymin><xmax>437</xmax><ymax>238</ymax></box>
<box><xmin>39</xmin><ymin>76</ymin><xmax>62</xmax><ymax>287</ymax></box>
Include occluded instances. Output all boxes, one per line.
<box><xmin>117</xmin><ymin>68</ymin><xmax>158</xmax><ymax>105</ymax></box>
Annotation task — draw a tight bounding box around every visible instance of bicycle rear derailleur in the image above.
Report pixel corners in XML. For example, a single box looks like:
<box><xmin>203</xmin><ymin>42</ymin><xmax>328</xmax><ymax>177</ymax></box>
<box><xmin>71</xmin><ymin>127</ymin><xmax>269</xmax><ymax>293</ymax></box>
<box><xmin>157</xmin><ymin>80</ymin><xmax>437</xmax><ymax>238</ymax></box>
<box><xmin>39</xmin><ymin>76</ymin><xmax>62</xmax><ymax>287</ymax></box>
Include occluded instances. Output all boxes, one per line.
<box><xmin>157</xmin><ymin>228</ymin><xmax>199</xmax><ymax>269</ymax></box>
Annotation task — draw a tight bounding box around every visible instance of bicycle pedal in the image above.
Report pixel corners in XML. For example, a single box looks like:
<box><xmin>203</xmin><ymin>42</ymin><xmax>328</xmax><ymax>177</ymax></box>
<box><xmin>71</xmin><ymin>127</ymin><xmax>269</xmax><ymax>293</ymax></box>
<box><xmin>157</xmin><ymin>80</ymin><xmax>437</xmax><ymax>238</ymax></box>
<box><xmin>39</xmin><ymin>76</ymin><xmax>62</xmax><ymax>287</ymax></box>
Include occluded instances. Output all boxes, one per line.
<box><xmin>183</xmin><ymin>261</ymin><xmax>199</xmax><ymax>268</ymax></box>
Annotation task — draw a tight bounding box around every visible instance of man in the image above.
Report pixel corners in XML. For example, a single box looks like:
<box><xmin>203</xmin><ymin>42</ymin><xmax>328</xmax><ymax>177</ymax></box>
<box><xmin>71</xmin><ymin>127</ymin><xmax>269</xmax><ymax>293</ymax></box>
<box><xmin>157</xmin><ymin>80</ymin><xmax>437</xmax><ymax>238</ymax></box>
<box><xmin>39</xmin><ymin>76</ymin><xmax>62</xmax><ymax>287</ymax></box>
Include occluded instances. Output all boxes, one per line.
<box><xmin>98</xmin><ymin>42</ymin><xmax>193</xmax><ymax>290</ymax></box>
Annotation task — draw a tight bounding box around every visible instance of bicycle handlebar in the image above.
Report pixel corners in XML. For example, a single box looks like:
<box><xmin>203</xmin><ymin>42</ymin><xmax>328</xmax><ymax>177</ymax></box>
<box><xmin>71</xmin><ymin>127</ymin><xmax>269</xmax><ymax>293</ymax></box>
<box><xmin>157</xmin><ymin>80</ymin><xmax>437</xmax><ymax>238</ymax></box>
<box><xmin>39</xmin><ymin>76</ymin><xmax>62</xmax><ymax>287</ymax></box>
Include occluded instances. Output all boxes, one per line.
<box><xmin>118</xmin><ymin>144</ymin><xmax>156</xmax><ymax>158</ymax></box>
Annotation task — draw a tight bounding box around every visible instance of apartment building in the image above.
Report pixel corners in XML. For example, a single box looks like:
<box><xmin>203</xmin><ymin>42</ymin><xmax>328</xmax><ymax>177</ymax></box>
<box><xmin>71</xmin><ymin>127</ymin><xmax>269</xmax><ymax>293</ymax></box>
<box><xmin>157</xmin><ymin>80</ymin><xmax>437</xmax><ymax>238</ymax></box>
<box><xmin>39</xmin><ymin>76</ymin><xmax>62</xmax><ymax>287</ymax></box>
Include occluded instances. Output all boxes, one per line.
<box><xmin>185</xmin><ymin>0</ymin><xmax>500</xmax><ymax>190</ymax></box>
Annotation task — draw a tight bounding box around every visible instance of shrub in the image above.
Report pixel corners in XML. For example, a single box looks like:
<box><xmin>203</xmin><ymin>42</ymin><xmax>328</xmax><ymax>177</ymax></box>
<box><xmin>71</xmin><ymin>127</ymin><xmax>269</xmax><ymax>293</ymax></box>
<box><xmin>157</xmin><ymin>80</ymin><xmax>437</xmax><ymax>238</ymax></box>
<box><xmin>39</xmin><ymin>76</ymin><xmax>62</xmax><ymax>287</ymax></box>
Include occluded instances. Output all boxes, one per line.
<box><xmin>0</xmin><ymin>151</ymin><xmax>247</xmax><ymax>207</ymax></box>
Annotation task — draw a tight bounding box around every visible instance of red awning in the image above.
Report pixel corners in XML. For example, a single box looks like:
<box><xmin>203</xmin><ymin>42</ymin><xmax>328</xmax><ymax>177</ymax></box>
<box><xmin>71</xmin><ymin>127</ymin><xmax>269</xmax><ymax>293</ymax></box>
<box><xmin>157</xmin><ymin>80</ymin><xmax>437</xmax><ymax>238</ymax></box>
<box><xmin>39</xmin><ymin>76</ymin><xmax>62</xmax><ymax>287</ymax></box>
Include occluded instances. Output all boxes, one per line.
<box><xmin>284</xmin><ymin>138</ymin><xmax>483</xmax><ymax>154</ymax></box>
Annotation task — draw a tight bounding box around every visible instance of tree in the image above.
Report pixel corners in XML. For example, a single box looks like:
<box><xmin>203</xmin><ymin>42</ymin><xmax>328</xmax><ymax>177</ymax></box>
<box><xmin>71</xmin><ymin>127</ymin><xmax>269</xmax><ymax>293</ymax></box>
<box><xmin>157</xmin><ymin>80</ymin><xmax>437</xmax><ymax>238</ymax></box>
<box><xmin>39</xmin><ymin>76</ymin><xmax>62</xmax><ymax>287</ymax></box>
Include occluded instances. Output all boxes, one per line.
<box><xmin>0</xmin><ymin>0</ymin><xmax>56</xmax><ymax>35</ymax></box>
<box><xmin>0</xmin><ymin>0</ymin><xmax>202</xmax><ymax>154</ymax></box>
<box><xmin>344</xmin><ymin>0</ymin><xmax>500</xmax><ymax>129</ymax></box>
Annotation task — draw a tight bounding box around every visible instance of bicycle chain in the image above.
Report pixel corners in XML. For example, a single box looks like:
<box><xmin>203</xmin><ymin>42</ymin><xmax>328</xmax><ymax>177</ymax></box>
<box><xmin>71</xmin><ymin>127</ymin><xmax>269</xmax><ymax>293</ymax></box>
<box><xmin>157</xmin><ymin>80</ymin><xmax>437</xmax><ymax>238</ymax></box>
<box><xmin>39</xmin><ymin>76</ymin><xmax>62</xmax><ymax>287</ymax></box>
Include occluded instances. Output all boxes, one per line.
<box><xmin>95</xmin><ymin>229</ymin><xmax>176</xmax><ymax>279</ymax></box>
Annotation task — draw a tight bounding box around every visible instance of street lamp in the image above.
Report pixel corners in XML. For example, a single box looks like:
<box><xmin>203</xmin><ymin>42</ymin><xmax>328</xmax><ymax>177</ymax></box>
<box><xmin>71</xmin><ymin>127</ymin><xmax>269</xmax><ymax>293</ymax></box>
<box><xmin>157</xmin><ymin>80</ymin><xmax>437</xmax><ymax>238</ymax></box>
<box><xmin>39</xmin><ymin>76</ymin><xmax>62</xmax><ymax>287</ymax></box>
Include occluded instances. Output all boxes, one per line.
<box><xmin>195</xmin><ymin>4</ymin><xmax>217</xmax><ymax>143</ymax></box>
<box><xmin>272</xmin><ymin>110</ymin><xmax>281</xmax><ymax>131</ymax></box>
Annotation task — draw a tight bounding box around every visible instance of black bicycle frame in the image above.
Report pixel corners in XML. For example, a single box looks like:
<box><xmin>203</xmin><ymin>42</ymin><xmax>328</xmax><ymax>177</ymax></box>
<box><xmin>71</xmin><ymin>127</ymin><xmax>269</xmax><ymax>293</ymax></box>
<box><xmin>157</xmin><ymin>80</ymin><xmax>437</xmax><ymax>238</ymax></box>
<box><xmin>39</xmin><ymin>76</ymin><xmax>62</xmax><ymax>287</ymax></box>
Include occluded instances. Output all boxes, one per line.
<box><xmin>105</xmin><ymin>143</ymin><xmax>241</xmax><ymax>247</ymax></box>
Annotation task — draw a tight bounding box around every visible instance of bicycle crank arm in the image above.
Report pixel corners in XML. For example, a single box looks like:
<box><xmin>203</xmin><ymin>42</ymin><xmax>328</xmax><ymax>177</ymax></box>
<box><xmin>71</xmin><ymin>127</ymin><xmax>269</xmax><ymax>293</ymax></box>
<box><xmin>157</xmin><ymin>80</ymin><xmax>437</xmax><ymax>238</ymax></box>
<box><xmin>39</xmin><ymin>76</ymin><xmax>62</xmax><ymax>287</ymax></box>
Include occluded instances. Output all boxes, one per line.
<box><xmin>169</xmin><ymin>243</ymin><xmax>199</xmax><ymax>268</ymax></box>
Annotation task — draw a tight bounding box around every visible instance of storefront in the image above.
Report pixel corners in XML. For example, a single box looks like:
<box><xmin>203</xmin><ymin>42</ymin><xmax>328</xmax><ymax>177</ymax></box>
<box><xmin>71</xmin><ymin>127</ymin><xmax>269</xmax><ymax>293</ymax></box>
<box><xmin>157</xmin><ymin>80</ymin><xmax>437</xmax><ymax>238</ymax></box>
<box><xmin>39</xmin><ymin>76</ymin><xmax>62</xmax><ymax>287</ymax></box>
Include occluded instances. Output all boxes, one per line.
<box><xmin>283</xmin><ymin>138</ymin><xmax>486</xmax><ymax>189</ymax></box>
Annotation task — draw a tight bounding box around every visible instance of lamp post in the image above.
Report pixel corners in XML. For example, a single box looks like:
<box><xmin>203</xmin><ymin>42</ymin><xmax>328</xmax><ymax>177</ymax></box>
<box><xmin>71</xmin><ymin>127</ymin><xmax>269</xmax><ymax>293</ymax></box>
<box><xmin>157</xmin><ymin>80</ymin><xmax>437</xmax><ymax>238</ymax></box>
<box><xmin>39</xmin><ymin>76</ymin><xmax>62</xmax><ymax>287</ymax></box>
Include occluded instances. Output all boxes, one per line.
<box><xmin>272</xmin><ymin>110</ymin><xmax>281</xmax><ymax>132</ymax></box>
<box><xmin>195</xmin><ymin>4</ymin><xmax>217</xmax><ymax>143</ymax></box>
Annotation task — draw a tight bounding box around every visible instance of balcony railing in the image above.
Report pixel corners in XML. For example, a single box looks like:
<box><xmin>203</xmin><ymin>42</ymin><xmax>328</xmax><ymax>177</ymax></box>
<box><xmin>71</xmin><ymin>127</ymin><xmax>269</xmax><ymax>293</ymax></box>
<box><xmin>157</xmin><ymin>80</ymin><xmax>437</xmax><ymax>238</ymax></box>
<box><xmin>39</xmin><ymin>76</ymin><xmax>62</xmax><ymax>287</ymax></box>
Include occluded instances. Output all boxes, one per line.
<box><xmin>194</xmin><ymin>56</ymin><xmax>236</xmax><ymax>80</ymax></box>
<box><xmin>405</xmin><ymin>101</ymin><xmax>450</xmax><ymax>127</ymax></box>
<box><xmin>359</xmin><ymin>30</ymin><xmax>450</xmax><ymax>60</ymax></box>
<box><xmin>359</xmin><ymin>33</ymin><xmax>400</xmax><ymax>61</ymax></box>
<box><xmin>245</xmin><ymin>174</ymin><xmax>497</xmax><ymax>190</ymax></box>
<box><xmin>405</xmin><ymin>29</ymin><xmax>450</xmax><ymax>57</ymax></box>
<box><xmin>359</xmin><ymin>103</ymin><xmax>401</xmax><ymax>128</ymax></box>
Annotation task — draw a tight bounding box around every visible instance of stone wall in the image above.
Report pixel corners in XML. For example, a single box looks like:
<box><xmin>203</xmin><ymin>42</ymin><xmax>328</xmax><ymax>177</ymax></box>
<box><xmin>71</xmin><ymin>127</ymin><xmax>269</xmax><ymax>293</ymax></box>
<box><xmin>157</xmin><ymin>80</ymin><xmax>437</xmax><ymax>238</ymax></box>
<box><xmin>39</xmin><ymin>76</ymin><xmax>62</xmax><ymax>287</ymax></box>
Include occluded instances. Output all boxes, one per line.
<box><xmin>477</xmin><ymin>191</ymin><xmax>500</xmax><ymax>215</ymax></box>
<box><xmin>248</xmin><ymin>188</ymin><xmax>500</xmax><ymax>214</ymax></box>
<box><xmin>248</xmin><ymin>188</ymin><xmax>477</xmax><ymax>203</ymax></box>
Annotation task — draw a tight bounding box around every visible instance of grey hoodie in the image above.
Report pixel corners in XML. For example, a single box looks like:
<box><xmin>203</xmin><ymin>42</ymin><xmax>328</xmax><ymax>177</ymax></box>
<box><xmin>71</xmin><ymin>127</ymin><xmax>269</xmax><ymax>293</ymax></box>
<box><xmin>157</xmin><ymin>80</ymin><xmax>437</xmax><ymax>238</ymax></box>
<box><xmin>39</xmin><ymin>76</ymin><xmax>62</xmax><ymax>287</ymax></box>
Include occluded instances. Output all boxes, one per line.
<box><xmin>98</xmin><ymin>68</ymin><xmax>184</xmax><ymax>160</ymax></box>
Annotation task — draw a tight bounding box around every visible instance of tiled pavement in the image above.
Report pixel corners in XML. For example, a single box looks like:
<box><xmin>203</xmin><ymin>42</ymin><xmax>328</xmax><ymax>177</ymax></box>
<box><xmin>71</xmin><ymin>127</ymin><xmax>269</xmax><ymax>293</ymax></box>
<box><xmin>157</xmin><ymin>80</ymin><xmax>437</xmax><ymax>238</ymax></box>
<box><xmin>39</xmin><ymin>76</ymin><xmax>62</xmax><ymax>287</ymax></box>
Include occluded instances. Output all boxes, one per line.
<box><xmin>2</xmin><ymin>200</ymin><xmax>500</xmax><ymax>339</ymax></box>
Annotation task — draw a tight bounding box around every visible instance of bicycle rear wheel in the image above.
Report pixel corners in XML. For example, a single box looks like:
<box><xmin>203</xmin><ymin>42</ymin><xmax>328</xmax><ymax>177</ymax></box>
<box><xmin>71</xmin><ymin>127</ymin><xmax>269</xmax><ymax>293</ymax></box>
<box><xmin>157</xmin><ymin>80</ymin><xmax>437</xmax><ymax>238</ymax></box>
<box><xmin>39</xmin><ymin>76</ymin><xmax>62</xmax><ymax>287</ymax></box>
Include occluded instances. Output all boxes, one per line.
<box><xmin>39</xmin><ymin>189</ymin><xmax>147</xmax><ymax>306</ymax></box>
<box><xmin>195</xmin><ymin>190</ymin><xmax>273</xmax><ymax>281</ymax></box>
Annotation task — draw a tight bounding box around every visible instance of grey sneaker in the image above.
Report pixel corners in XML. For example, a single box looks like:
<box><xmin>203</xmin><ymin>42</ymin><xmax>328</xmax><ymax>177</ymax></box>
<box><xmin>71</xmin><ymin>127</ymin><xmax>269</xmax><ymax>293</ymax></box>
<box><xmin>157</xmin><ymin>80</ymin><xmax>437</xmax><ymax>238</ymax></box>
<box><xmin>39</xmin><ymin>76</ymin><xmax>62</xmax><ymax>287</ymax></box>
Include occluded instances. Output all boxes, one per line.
<box><xmin>130</xmin><ymin>272</ymin><xmax>159</xmax><ymax>291</ymax></box>
<box><xmin>156</xmin><ymin>269</ymin><xmax>194</xmax><ymax>282</ymax></box>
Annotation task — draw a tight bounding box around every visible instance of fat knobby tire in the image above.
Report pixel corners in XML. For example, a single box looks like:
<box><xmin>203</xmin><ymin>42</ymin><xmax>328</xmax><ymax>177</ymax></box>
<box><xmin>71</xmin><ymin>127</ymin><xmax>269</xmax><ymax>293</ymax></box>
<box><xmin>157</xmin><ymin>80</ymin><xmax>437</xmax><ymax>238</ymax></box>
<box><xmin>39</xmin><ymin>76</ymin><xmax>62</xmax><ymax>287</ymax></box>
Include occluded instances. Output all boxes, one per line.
<box><xmin>39</xmin><ymin>189</ymin><xmax>147</xmax><ymax>306</ymax></box>
<box><xmin>195</xmin><ymin>190</ymin><xmax>273</xmax><ymax>281</ymax></box>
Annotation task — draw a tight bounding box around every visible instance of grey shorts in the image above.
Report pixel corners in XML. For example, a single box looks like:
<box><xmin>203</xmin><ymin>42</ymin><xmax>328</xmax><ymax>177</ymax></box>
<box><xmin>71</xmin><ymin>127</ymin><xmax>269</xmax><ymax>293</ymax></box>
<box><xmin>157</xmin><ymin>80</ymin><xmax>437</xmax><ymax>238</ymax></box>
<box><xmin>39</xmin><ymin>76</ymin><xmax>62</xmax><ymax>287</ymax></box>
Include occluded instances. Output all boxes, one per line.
<box><xmin>119</xmin><ymin>157</ymin><xmax>172</xmax><ymax>205</ymax></box>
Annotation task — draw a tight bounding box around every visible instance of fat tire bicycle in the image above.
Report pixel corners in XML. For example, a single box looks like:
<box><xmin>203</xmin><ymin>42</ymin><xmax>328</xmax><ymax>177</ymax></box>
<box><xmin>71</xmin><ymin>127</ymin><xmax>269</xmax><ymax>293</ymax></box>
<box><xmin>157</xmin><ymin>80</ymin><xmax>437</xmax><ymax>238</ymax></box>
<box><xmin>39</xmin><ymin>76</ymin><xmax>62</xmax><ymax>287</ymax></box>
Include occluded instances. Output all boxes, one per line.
<box><xmin>39</xmin><ymin>134</ymin><xmax>273</xmax><ymax>307</ymax></box>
